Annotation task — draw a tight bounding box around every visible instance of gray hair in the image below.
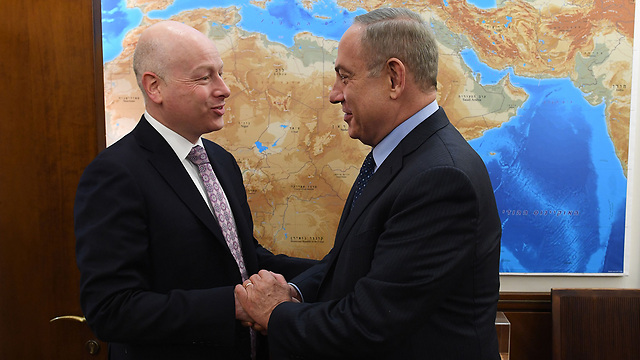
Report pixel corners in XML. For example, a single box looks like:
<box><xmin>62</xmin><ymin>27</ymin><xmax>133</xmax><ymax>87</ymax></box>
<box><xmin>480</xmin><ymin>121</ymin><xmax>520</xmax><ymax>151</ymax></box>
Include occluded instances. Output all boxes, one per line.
<box><xmin>132</xmin><ymin>35</ymin><xmax>168</xmax><ymax>96</ymax></box>
<box><xmin>354</xmin><ymin>8</ymin><xmax>438</xmax><ymax>91</ymax></box>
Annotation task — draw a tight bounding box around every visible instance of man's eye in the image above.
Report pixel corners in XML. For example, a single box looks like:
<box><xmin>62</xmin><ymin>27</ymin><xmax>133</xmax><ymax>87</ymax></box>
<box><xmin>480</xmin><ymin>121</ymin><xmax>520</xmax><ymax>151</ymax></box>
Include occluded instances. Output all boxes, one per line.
<box><xmin>200</xmin><ymin>76</ymin><xmax>210</xmax><ymax>81</ymax></box>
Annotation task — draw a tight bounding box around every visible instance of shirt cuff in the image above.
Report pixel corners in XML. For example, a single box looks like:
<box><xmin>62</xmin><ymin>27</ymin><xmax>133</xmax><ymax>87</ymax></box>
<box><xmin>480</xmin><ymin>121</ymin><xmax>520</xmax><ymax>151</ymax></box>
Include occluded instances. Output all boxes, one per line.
<box><xmin>288</xmin><ymin>282</ymin><xmax>304</xmax><ymax>303</ymax></box>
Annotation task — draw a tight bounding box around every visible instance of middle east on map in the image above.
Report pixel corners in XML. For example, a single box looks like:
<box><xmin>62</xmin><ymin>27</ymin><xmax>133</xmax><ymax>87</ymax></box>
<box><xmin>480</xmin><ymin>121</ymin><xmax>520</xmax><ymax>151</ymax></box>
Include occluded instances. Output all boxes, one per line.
<box><xmin>102</xmin><ymin>0</ymin><xmax>634</xmax><ymax>273</ymax></box>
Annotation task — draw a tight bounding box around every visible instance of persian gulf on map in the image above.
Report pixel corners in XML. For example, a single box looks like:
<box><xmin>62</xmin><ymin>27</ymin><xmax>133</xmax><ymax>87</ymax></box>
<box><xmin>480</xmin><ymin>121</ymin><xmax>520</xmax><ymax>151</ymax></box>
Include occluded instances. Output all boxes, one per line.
<box><xmin>101</xmin><ymin>0</ymin><xmax>635</xmax><ymax>274</ymax></box>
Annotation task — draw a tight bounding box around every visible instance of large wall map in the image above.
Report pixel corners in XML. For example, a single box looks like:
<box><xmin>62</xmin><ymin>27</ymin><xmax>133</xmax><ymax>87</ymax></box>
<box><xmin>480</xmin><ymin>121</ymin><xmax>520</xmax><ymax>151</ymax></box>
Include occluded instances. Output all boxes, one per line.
<box><xmin>101</xmin><ymin>0</ymin><xmax>634</xmax><ymax>273</ymax></box>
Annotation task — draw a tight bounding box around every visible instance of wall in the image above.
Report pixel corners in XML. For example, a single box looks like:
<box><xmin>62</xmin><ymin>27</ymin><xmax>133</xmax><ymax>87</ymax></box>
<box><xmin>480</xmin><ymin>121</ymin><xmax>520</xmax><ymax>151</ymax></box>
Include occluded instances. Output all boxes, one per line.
<box><xmin>0</xmin><ymin>0</ymin><xmax>106</xmax><ymax>358</ymax></box>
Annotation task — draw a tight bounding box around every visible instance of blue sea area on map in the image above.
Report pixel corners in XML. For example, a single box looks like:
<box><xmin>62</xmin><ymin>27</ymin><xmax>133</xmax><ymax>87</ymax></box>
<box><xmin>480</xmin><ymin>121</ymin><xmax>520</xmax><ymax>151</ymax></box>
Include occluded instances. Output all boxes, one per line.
<box><xmin>147</xmin><ymin>0</ymin><xmax>365</xmax><ymax>48</ymax></box>
<box><xmin>101</xmin><ymin>0</ymin><xmax>143</xmax><ymax>62</ymax></box>
<box><xmin>448</xmin><ymin>0</ymin><xmax>497</xmax><ymax>8</ymax></box>
<box><xmin>102</xmin><ymin>0</ymin><xmax>364</xmax><ymax>61</ymax></box>
<box><xmin>463</xmin><ymin>49</ymin><xmax>626</xmax><ymax>273</ymax></box>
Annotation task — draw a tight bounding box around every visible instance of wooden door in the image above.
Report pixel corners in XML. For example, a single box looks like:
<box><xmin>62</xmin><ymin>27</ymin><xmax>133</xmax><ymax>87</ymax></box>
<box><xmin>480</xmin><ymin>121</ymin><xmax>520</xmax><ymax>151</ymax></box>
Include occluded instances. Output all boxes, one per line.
<box><xmin>0</xmin><ymin>0</ymin><xmax>107</xmax><ymax>358</ymax></box>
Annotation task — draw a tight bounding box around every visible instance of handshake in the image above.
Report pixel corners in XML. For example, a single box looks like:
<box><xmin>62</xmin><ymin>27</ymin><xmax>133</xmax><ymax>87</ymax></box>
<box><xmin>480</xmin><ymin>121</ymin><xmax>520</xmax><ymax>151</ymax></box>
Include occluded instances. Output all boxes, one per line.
<box><xmin>234</xmin><ymin>270</ymin><xmax>300</xmax><ymax>335</ymax></box>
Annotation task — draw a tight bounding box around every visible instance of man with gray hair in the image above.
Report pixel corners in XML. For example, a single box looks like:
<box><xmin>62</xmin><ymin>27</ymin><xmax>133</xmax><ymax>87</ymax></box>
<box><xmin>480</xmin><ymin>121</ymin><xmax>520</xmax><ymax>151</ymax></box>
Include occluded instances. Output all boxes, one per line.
<box><xmin>236</xmin><ymin>8</ymin><xmax>502</xmax><ymax>359</ymax></box>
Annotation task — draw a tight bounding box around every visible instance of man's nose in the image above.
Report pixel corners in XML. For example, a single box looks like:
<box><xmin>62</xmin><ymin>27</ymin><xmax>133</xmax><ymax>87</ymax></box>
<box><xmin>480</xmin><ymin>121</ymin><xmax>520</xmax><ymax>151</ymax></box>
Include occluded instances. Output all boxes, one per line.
<box><xmin>216</xmin><ymin>78</ymin><xmax>231</xmax><ymax>98</ymax></box>
<box><xmin>329</xmin><ymin>85</ymin><xmax>343</xmax><ymax>104</ymax></box>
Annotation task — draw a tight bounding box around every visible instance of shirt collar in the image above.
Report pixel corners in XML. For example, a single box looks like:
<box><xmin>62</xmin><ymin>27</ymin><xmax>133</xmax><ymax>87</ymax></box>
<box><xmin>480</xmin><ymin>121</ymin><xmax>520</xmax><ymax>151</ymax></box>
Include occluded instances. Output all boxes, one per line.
<box><xmin>144</xmin><ymin>111</ymin><xmax>203</xmax><ymax>161</ymax></box>
<box><xmin>372</xmin><ymin>100</ymin><xmax>439</xmax><ymax>170</ymax></box>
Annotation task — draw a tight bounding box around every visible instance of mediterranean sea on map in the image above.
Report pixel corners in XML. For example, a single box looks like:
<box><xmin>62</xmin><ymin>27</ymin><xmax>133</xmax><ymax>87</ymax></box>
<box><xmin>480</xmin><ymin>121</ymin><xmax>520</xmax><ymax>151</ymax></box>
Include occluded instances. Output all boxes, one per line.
<box><xmin>100</xmin><ymin>0</ymin><xmax>629</xmax><ymax>274</ymax></box>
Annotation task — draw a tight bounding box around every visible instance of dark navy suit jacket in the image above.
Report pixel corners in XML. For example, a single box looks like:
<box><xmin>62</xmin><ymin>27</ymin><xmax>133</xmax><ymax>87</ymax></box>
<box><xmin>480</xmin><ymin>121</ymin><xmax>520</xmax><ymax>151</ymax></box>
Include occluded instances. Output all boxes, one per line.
<box><xmin>75</xmin><ymin>116</ymin><xmax>316</xmax><ymax>360</ymax></box>
<box><xmin>268</xmin><ymin>107</ymin><xmax>502</xmax><ymax>360</ymax></box>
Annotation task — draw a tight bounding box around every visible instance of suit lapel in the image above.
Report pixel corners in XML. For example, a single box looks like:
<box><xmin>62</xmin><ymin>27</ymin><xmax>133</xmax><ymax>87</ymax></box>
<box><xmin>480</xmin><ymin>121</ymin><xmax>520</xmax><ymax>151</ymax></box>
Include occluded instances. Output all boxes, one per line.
<box><xmin>329</xmin><ymin>108</ymin><xmax>451</xmax><ymax>271</ymax></box>
<box><xmin>331</xmin><ymin>155</ymin><xmax>400</xmax><ymax>255</ymax></box>
<box><xmin>132</xmin><ymin>117</ymin><xmax>227</xmax><ymax>246</ymax></box>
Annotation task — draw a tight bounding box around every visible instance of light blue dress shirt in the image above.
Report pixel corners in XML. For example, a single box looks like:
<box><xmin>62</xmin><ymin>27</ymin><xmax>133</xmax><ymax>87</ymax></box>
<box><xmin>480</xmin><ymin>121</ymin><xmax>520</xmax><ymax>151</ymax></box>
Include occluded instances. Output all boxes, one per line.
<box><xmin>371</xmin><ymin>100</ymin><xmax>439</xmax><ymax>171</ymax></box>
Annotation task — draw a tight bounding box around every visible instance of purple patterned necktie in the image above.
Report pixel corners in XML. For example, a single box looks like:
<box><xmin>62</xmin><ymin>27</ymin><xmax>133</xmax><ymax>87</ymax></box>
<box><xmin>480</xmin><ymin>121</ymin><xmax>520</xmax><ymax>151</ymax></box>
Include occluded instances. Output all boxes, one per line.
<box><xmin>188</xmin><ymin>145</ymin><xmax>256</xmax><ymax>359</ymax></box>
<box><xmin>187</xmin><ymin>145</ymin><xmax>248</xmax><ymax>281</ymax></box>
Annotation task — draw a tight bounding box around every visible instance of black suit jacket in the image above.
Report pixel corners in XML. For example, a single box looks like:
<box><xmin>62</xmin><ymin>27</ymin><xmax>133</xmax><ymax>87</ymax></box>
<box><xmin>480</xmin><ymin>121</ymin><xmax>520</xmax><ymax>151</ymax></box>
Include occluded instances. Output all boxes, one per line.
<box><xmin>75</xmin><ymin>116</ymin><xmax>316</xmax><ymax>360</ymax></box>
<box><xmin>267</xmin><ymin>107</ymin><xmax>502</xmax><ymax>359</ymax></box>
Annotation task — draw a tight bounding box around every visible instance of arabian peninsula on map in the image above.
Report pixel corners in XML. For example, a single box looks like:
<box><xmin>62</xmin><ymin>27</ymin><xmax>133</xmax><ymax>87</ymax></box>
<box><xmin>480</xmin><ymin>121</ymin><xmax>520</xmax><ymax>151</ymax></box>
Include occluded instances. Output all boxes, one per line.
<box><xmin>101</xmin><ymin>0</ymin><xmax>634</xmax><ymax>274</ymax></box>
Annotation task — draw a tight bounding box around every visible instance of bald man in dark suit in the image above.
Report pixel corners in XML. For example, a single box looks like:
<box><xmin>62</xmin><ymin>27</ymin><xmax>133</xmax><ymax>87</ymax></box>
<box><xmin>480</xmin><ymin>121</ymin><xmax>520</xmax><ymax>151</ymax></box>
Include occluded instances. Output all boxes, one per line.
<box><xmin>75</xmin><ymin>21</ymin><xmax>315</xmax><ymax>360</ymax></box>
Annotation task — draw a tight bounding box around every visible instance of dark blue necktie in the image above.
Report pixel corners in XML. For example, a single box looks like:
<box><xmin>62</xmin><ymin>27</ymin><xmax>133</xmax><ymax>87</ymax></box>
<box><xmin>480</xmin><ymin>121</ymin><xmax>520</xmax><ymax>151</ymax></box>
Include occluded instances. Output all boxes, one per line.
<box><xmin>351</xmin><ymin>152</ymin><xmax>375</xmax><ymax>209</ymax></box>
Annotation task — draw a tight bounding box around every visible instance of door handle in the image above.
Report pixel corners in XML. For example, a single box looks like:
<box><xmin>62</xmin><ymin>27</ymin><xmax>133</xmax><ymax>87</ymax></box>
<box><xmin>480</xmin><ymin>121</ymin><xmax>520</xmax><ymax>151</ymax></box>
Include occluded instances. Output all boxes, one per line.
<box><xmin>49</xmin><ymin>315</ymin><xmax>86</xmax><ymax>323</ymax></box>
<box><xmin>50</xmin><ymin>315</ymin><xmax>101</xmax><ymax>355</ymax></box>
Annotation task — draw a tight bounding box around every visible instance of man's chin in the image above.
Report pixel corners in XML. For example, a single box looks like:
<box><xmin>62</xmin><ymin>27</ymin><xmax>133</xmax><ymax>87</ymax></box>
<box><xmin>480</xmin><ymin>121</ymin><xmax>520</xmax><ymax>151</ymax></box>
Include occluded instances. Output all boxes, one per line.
<box><xmin>347</xmin><ymin>127</ymin><xmax>359</xmax><ymax>140</ymax></box>
<box><xmin>206</xmin><ymin>118</ymin><xmax>225</xmax><ymax>133</ymax></box>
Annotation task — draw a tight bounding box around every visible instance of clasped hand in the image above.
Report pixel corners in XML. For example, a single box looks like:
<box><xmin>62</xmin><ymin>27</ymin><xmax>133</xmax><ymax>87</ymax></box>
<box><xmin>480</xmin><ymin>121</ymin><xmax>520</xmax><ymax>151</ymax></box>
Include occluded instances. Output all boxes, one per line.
<box><xmin>234</xmin><ymin>270</ymin><xmax>298</xmax><ymax>334</ymax></box>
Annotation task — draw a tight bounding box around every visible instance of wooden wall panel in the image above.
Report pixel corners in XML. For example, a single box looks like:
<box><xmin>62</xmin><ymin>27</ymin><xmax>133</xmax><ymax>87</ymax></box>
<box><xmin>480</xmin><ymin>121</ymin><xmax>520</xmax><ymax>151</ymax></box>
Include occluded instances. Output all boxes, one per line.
<box><xmin>499</xmin><ymin>292</ymin><xmax>552</xmax><ymax>360</ymax></box>
<box><xmin>552</xmin><ymin>289</ymin><xmax>640</xmax><ymax>360</ymax></box>
<box><xmin>0</xmin><ymin>0</ymin><xmax>105</xmax><ymax>358</ymax></box>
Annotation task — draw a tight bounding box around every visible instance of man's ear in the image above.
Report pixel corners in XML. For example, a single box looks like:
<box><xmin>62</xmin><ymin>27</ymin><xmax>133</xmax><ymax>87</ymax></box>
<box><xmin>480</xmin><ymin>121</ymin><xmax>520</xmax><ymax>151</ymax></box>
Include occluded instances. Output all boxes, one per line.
<box><xmin>386</xmin><ymin>58</ymin><xmax>405</xmax><ymax>100</ymax></box>
<box><xmin>142</xmin><ymin>72</ymin><xmax>163</xmax><ymax>104</ymax></box>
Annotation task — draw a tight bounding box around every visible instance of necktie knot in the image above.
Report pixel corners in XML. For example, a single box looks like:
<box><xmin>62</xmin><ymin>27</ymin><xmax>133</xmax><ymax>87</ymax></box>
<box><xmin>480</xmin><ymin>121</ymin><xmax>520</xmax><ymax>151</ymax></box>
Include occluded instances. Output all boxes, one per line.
<box><xmin>187</xmin><ymin>145</ymin><xmax>209</xmax><ymax>166</ymax></box>
<box><xmin>361</xmin><ymin>152</ymin><xmax>375</xmax><ymax>174</ymax></box>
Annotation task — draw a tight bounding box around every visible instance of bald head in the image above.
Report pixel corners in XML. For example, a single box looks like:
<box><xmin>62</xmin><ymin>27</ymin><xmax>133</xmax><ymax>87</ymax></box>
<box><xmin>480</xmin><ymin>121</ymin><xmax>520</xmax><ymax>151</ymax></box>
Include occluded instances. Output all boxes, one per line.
<box><xmin>133</xmin><ymin>21</ymin><xmax>216</xmax><ymax>99</ymax></box>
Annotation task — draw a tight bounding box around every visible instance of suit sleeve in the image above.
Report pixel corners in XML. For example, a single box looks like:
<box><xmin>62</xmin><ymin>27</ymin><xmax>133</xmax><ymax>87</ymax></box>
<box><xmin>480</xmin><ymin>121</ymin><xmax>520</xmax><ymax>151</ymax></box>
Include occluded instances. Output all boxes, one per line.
<box><xmin>255</xmin><ymin>246</ymin><xmax>320</xmax><ymax>280</ymax></box>
<box><xmin>267</xmin><ymin>166</ymin><xmax>482</xmax><ymax>359</ymax></box>
<box><xmin>74</xmin><ymin>155</ymin><xmax>237</xmax><ymax>345</ymax></box>
<box><xmin>285</xmin><ymin>250</ymin><xmax>334</xmax><ymax>302</ymax></box>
